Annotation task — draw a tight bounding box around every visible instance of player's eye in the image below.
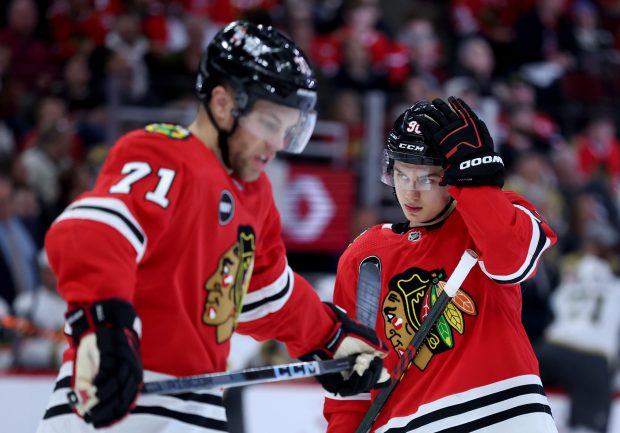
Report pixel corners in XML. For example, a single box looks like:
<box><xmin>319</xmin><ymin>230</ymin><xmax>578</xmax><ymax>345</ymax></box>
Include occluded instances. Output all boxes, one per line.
<box><xmin>258</xmin><ymin>116</ymin><xmax>280</xmax><ymax>133</ymax></box>
<box><xmin>397</xmin><ymin>172</ymin><xmax>410</xmax><ymax>183</ymax></box>
<box><xmin>417</xmin><ymin>176</ymin><xmax>433</xmax><ymax>186</ymax></box>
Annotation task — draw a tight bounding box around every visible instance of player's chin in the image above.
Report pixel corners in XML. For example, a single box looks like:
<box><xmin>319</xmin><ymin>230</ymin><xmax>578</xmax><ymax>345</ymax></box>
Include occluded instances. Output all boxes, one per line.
<box><xmin>404</xmin><ymin>209</ymin><xmax>425</xmax><ymax>224</ymax></box>
<box><xmin>239</xmin><ymin>169</ymin><xmax>262</xmax><ymax>183</ymax></box>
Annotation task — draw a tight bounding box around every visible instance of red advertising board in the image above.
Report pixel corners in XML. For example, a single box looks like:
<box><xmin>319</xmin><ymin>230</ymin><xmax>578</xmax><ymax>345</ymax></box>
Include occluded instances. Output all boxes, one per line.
<box><xmin>280</xmin><ymin>165</ymin><xmax>355</xmax><ymax>253</ymax></box>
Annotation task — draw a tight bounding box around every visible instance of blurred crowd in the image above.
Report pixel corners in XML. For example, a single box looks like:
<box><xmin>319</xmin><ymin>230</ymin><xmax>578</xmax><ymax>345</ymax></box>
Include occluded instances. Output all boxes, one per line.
<box><xmin>0</xmin><ymin>0</ymin><xmax>619</xmax><ymax>412</ymax></box>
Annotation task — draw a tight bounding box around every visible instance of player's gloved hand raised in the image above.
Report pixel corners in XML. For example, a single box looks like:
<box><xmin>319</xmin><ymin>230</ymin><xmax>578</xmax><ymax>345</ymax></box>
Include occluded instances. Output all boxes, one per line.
<box><xmin>300</xmin><ymin>302</ymin><xmax>390</xmax><ymax>396</ymax></box>
<box><xmin>65</xmin><ymin>299</ymin><xmax>143</xmax><ymax>428</ymax></box>
<box><xmin>413</xmin><ymin>96</ymin><xmax>504</xmax><ymax>188</ymax></box>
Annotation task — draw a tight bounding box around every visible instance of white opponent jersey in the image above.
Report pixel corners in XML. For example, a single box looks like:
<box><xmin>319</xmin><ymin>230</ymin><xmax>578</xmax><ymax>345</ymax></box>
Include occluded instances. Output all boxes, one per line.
<box><xmin>545</xmin><ymin>254</ymin><xmax>620</xmax><ymax>359</ymax></box>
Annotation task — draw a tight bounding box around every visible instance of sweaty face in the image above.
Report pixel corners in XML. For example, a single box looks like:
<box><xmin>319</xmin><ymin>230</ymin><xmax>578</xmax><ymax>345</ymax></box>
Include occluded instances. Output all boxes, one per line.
<box><xmin>228</xmin><ymin>100</ymin><xmax>302</xmax><ymax>182</ymax></box>
<box><xmin>393</xmin><ymin>161</ymin><xmax>450</xmax><ymax>225</ymax></box>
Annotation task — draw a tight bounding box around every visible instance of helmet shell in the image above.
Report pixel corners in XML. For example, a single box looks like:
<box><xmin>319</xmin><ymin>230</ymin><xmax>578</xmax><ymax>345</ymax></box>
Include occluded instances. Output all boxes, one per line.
<box><xmin>196</xmin><ymin>21</ymin><xmax>317</xmax><ymax>113</ymax></box>
<box><xmin>386</xmin><ymin>102</ymin><xmax>441</xmax><ymax>166</ymax></box>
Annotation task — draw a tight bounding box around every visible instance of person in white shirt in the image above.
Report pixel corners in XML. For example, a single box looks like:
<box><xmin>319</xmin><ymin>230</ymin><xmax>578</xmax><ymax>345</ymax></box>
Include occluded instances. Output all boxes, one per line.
<box><xmin>12</xmin><ymin>250</ymin><xmax>67</xmax><ymax>369</ymax></box>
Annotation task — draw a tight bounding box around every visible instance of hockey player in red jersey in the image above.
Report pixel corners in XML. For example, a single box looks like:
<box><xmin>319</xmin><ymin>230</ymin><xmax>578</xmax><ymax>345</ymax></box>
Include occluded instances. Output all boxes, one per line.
<box><xmin>36</xmin><ymin>21</ymin><xmax>388</xmax><ymax>433</ymax></box>
<box><xmin>324</xmin><ymin>98</ymin><xmax>559</xmax><ymax>432</ymax></box>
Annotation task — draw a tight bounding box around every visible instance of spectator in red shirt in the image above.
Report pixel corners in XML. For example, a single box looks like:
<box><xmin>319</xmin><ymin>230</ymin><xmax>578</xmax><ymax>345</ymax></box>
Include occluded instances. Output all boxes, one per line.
<box><xmin>574</xmin><ymin>112</ymin><xmax>620</xmax><ymax>181</ymax></box>
<box><xmin>310</xmin><ymin>0</ymin><xmax>396</xmax><ymax>80</ymax></box>
<box><xmin>0</xmin><ymin>0</ymin><xmax>56</xmax><ymax>112</ymax></box>
<box><xmin>397</xmin><ymin>15</ymin><xmax>449</xmax><ymax>88</ymax></box>
<box><xmin>48</xmin><ymin>0</ymin><xmax>109</xmax><ymax>62</ymax></box>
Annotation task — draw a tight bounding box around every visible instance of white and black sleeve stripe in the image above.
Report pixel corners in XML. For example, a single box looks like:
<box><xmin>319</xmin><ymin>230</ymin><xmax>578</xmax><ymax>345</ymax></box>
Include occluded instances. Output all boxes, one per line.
<box><xmin>41</xmin><ymin>363</ymin><xmax>229</xmax><ymax>432</ymax></box>
<box><xmin>376</xmin><ymin>375</ymin><xmax>555</xmax><ymax>433</ymax></box>
<box><xmin>54</xmin><ymin>197</ymin><xmax>148</xmax><ymax>263</ymax></box>
<box><xmin>479</xmin><ymin>204</ymin><xmax>551</xmax><ymax>285</ymax></box>
<box><xmin>238</xmin><ymin>265</ymin><xmax>294</xmax><ymax>323</ymax></box>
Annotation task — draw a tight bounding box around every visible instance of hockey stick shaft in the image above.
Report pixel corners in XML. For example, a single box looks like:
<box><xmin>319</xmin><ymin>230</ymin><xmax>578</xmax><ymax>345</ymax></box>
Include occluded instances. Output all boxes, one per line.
<box><xmin>354</xmin><ymin>249</ymin><xmax>479</xmax><ymax>433</ymax></box>
<box><xmin>142</xmin><ymin>356</ymin><xmax>356</xmax><ymax>394</ymax></box>
<box><xmin>356</xmin><ymin>256</ymin><xmax>382</xmax><ymax>327</ymax></box>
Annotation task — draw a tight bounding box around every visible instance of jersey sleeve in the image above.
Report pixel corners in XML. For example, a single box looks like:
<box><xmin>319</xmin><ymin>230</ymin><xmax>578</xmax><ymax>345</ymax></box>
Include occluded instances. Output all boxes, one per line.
<box><xmin>449</xmin><ymin>186</ymin><xmax>557</xmax><ymax>285</ymax></box>
<box><xmin>45</xmin><ymin>131</ymin><xmax>183</xmax><ymax>305</ymax></box>
<box><xmin>234</xmin><ymin>194</ymin><xmax>335</xmax><ymax>357</ymax></box>
<box><xmin>323</xmin><ymin>241</ymin><xmax>372</xmax><ymax>432</ymax></box>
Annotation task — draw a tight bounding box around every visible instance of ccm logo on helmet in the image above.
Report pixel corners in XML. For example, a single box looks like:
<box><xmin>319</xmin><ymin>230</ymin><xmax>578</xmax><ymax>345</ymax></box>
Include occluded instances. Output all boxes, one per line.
<box><xmin>406</xmin><ymin>120</ymin><xmax>422</xmax><ymax>134</ymax></box>
<box><xmin>399</xmin><ymin>143</ymin><xmax>425</xmax><ymax>152</ymax></box>
<box><xmin>459</xmin><ymin>155</ymin><xmax>504</xmax><ymax>169</ymax></box>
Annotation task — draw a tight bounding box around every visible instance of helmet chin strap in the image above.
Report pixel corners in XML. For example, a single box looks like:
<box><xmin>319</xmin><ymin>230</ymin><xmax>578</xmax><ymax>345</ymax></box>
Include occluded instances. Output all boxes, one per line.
<box><xmin>412</xmin><ymin>197</ymin><xmax>456</xmax><ymax>228</ymax></box>
<box><xmin>393</xmin><ymin>188</ymin><xmax>456</xmax><ymax>228</ymax></box>
<box><xmin>204</xmin><ymin>102</ymin><xmax>239</xmax><ymax>170</ymax></box>
<box><xmin>421</xmin><ymin>197</ymin><xmax>455</xmax><ymax>224</ymax></box>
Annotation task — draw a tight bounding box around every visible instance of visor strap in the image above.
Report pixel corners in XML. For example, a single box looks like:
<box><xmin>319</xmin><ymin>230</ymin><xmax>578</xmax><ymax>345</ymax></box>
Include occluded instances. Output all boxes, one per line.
<box><xmin>204</xmin><ymin>101</ymin><xmax>238</xmax><ymax>169</ymax></box>
<box><xmin>418</xmin><ymin>197</ymin><xmax>456</xmax><ymax>226</ymax></box>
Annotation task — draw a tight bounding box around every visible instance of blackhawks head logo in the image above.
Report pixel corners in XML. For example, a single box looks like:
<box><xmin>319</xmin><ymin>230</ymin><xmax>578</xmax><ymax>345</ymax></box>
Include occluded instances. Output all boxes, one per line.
<box><xmin>382</xmin><ymin>267</ymin><xmax>477</xmax><ymax>370</ymax></box>
<box><xmin>203</xmin><ymin>226</ymin><xmax>255</xmax><ymax>343</ymax></box>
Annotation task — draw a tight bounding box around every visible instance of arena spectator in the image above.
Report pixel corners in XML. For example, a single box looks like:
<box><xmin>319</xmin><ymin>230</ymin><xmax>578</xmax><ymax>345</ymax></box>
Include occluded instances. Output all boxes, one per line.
<box><xmin>105</xmin><ymin>11</ymin><xmax>150</xmax><ymax>103</ymax></box>
<box><xmin>0</xmin><ymin>0</ymin><xmax>56</xmax><ymax>118</ymax></box>
<box><xmin>0</xmin><ymin>176</ymin><xmax>38</xmax><ymax>305</ymax></box>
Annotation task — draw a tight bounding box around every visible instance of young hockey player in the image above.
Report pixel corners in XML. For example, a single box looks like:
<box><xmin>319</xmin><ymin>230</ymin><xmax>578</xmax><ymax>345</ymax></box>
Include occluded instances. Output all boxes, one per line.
<box><xmin>36</xmin><ymin>21</ymin><xmax>388</xmax><ymax>433</ymax></box>
<box><xmin>324</xmin><ymin>97</ymin><xmax>559</xmax><ymax>432</ymax></box>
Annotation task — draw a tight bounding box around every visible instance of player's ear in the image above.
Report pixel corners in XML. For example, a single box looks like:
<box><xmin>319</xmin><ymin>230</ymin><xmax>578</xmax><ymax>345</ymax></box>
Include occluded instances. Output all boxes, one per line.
<box><xmin>209</xmin><ymin>85</ymin><xmax>235</xmax><ymax>128</ymax></box>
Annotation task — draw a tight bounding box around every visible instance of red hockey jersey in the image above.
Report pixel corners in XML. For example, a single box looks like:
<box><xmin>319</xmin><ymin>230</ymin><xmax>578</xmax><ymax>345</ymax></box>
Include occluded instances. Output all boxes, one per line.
<box><xmin>46</xmin><ymin>124</ymin><xmax>336</xmax><ymax>374</ymax></box>
<box><xmin>325</xmin><ymin>187</ymin><xmax>558</xmax><ymax>433</ymax></box>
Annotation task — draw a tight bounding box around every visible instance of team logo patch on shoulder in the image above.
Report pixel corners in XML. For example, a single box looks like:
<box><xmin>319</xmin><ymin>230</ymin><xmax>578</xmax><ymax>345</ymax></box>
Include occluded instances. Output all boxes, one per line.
<box><xmin>145</xmin><ymin>123</ymin><xmax>191</xmax><ymax>140</ymax></box>
<box><xmin>219</xmin><ymin>190</ymin><xmax>234</xmax><ymax>225</ymax></box>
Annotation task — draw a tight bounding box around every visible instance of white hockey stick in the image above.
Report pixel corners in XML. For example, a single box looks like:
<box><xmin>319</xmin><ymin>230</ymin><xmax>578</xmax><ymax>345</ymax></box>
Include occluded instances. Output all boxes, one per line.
<box><xmin>354</xmin><ymin>249</ymin><xmax>479</xmax><ymax>433</ymax></box>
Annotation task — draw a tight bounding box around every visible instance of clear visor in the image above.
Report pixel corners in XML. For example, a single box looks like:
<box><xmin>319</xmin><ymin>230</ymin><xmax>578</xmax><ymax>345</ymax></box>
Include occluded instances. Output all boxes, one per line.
<box><xmin>381</xmin><ymin>152</ymin><xmax>444</xmax><ymax>191</ymax></box>
<box><xmin>237</xmin><ymin>101</ymin><xmax>317</xmax><ymax>154</ymax></box>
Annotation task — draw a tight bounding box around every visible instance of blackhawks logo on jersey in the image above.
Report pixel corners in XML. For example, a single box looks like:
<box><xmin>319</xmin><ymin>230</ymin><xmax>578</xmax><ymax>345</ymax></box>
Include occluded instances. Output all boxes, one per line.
<box><xmin>382</xmin><ymin>267</ymin><xmax>477</xmax><ymax>370</ymax></box>
<box><xmin>145</xmin><ymin>123</ymin><xmax>191</xmax><ymax>139</ymax></box>
<box><xmin>203</xmin><ymin>226</ymin><xmax>255</xmax><ymax>343</ymax></box>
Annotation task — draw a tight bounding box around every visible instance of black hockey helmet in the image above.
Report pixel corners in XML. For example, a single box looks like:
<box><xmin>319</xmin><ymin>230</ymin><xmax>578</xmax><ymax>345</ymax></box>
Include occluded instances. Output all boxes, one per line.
<box><xmin>381</xmin><ymin>101</ymin><xmax>443</xmax><ymax>187</ymax></box>
<box><xmin>196</xmin><ymin>21</ymin><xmax>318</xmax><ymax>155</ymax></box>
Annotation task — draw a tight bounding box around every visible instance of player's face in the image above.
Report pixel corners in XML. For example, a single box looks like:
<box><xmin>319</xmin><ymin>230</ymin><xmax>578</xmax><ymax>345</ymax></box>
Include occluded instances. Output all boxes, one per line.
<box><xmin>228</xmin><ymin>100</ymin><xmax>302</xmax><ymax>182</ymax></box>
<box><xmin>393</xmin><ymin>161</ymin><xmax>451</xmax><ymax>225</ymax></box>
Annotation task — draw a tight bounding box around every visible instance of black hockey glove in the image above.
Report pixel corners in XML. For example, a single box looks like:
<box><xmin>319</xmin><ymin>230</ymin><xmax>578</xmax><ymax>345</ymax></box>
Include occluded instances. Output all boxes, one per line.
<box><xmin>65</xmin><ymin>299</ymin><xmax>143</xmax><ymax>428</ymax></box>
<box><xmin>413</xmin><ymin>96</ymin><xmax>504</xmax><ymax>188</ymax></box>
<box><xmin>300</xmin><ymin>302</ymin><xmax>389</xmax><ymax>397</ymax></box>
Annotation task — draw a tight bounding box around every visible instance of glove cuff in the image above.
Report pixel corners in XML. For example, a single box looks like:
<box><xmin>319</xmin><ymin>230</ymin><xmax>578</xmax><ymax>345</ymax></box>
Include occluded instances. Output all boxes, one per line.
<box><xmin>65</xmin><ymin>299</ymin><xmax>141</xmax><ymax>345</ymax></box>
<box><xmin>300</xmin><ymin>303</ymin><xmax>348</xmax><ymax>360</ymax></box>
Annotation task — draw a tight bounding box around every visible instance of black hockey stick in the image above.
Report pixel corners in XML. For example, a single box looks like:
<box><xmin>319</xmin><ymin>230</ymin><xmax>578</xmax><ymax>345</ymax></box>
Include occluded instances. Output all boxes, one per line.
<box><xmin>354</xmin><ymin>249</ymin><xmax>479</xmax><ymax>433</ymax></box>
<box><xmin>142</xmin><ymin>356</ymin><xmax>356</xmax><ymax>394</ymax></box>
<box><xmin>356</xmin><ymin>256</ymin><xmax>382</xmax><ymax>327</ymax></box>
